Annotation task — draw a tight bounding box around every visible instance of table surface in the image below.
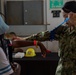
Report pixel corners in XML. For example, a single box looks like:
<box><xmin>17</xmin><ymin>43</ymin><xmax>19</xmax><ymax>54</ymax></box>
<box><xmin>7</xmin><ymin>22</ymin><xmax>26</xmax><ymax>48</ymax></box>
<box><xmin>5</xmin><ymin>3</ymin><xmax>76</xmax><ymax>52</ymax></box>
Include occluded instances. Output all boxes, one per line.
<box><xmin>13</xmin><ymin>52</ymin><xmax>60</xmax><ymax>61</ymax></box>
<box><xmin>13</xmin><ymin>52</ymin><xmax>59</xmax><ymax>75</ymax></box>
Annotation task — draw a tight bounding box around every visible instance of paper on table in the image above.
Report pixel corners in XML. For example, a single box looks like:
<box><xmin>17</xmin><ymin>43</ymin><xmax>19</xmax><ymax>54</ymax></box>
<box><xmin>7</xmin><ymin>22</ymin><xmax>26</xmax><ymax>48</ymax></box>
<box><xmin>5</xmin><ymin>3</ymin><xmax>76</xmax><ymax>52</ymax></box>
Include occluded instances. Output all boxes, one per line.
<box><xmin>14</xmin><ymin>52</ymin><xmax>24</xmax><ymax>58</ymax></box>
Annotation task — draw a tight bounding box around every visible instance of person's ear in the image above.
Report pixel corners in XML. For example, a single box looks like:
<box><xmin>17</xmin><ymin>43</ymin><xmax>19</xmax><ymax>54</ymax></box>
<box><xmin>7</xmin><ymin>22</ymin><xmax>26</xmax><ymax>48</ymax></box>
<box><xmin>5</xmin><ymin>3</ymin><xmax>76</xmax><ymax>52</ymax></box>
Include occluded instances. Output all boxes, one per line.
<box><xmin>68</xmin><ymin>12</ymin><xmax>73</xmax><ymax>18</ymax></box>
<box><xmin>72</xmin><ymin>12</ymin><xmax>76</xmax><ymax>19</ymax></box>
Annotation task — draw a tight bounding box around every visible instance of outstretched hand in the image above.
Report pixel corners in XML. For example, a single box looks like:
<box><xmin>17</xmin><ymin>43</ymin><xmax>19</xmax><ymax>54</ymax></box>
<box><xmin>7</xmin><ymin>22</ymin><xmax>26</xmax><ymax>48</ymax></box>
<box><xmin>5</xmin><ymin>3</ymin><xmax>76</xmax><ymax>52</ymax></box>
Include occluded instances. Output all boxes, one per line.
<box><xmin>37</xmin><ymin>41</ymin><xmax>51</xmax><ymax>58</ymax></box>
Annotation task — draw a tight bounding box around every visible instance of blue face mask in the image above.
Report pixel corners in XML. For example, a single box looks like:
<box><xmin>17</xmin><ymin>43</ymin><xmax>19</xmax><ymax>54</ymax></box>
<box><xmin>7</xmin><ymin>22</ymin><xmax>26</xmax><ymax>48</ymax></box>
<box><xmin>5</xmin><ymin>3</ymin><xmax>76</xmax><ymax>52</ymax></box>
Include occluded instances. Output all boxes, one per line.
<box><xmin>0</xmin><ymin>15</ymin><xmax>9</xmax><ymax>35</ymax></box>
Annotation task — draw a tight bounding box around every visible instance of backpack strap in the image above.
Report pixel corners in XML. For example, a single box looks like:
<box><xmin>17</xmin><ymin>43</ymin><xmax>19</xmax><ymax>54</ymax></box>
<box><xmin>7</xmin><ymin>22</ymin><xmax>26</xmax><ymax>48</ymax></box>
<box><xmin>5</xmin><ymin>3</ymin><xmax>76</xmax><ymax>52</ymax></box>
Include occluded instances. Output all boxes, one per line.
<box><xmin>0</xmin><ymin>34</ymin><xmax>7</xmax><ymax>56</ymax></box>
<box><xmin>0</xmin><ymin>34</ymin><xmax>13</xmax><ymax>63</ymax></box>
<box><xmin>6</xmin><ymin>39</ymin><xmax>14</xmax><ymax>63</ymax></box>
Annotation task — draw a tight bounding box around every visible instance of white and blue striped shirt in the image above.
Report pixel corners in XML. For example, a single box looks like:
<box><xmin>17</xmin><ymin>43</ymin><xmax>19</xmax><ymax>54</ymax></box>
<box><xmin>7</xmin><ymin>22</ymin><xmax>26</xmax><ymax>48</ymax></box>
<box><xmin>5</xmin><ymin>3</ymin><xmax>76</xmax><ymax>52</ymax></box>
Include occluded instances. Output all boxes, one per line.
<box><xmin>0</xmin><ymin>47</ymin><xmax>13</xmax><ymax>75</ymax></box>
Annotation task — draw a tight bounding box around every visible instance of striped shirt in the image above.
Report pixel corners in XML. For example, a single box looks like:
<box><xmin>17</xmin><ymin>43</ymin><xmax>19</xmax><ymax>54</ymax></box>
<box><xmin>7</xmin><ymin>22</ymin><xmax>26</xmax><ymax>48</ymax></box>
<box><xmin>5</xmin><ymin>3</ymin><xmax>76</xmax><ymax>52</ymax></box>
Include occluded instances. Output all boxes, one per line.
<box><xmin>0</xmin><ymin>47</ymin><xmax>13</xmax><ymax>75</ymax></box>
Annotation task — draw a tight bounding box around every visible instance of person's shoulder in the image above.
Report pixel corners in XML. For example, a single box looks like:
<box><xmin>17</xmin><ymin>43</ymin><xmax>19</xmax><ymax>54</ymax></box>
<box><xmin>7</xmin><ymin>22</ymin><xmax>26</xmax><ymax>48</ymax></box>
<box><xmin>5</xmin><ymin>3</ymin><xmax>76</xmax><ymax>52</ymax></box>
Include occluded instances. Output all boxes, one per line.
<box><xmin>0</xmin><ymin>47</ymin><xmax>3</xmax><ymax>50</ymax></box>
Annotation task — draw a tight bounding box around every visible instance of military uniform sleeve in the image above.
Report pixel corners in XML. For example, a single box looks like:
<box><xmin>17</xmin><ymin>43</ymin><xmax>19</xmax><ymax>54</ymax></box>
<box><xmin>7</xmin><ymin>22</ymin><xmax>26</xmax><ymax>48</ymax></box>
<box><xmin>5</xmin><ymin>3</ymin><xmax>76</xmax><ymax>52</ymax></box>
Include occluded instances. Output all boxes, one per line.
<box><xmin>25</xmin><ymin>31</ymin><xmax>50</xmax><ymax>41</ymax></box>
<box><xmin>50</xmin><ymin>26</ymin><xmax>68</xmax><ymax>40</ymax></box>
<box><xmin>25</xmin><ymin>26</ymin><xmax>67</xmax><ymax>41</ymax></box>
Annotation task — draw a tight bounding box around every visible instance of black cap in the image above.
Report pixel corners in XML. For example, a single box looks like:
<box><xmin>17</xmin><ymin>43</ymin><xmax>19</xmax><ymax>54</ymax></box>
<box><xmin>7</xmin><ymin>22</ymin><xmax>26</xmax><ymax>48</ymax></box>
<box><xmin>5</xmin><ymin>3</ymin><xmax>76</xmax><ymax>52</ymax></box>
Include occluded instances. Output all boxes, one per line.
<box><xmin>62</xmin><ymin>1</ymin><xmax>76</xmax><ymax>13</ymax></box>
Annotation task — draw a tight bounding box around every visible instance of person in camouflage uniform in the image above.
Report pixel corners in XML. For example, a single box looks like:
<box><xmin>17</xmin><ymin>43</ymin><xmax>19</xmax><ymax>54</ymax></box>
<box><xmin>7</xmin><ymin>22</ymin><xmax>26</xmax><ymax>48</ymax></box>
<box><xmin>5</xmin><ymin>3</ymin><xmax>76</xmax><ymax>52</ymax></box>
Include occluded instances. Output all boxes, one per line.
<box><xmin>25</xmin><ymin>1</ymin><xmax>76</xmax><ymax>75</ymax></box>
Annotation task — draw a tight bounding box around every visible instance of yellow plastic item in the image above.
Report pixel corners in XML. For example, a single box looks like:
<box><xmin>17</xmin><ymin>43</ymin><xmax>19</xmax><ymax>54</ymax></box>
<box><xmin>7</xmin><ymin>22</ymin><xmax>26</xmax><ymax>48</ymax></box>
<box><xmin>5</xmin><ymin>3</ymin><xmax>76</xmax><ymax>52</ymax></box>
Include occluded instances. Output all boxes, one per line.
<box><xmin>25</xmin><ymin>48</ymin><xmax>36</xmax><ymax>57</ymax></box>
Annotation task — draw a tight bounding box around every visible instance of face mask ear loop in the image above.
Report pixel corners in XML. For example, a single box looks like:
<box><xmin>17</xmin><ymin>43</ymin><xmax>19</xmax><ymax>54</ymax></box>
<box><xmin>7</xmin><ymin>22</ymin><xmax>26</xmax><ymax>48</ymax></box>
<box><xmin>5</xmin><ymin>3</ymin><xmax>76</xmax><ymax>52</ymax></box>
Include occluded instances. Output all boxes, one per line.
<box><xmin>68</xmin><ymin>14</ymin><xmax>70</xmax><ymax>19</ymax></box>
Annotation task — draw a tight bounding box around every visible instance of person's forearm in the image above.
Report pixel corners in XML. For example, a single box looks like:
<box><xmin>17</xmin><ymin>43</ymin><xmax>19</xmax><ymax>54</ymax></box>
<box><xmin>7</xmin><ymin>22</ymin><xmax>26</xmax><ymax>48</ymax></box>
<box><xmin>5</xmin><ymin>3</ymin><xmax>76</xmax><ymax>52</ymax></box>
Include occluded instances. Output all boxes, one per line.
<box><xmin>12</xmin><ymin>40</ymin><xmax>34</xmax><ymax>48</ymax></box>
<box><xmin>25</xmin><ymin>31</ymin><xmax>50</xmax><ymax>41</ymax></box>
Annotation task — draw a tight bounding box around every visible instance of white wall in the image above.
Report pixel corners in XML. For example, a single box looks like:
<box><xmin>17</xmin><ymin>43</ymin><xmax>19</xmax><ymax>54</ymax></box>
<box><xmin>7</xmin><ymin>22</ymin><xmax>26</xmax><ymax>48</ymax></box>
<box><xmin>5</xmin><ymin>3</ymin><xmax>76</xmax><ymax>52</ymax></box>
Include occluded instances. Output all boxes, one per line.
<box><xmin>1</xmin><ymin>0</ymin><xmax>75</xmax><ymax>52</ymax></box>
<box><xmin>46</xmin><ymin>0</ymin><xmax>64</xmax><ymax>52</ymax></box>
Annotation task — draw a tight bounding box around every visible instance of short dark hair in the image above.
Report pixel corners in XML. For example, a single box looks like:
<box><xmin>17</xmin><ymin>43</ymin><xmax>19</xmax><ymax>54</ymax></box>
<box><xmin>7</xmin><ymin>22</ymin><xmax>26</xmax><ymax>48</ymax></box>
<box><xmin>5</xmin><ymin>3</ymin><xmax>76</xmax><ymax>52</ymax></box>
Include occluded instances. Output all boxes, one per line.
<box><xmin>9</xmin><ymin>32</ymin><xmax>16</xmax><ymax>36</ymax></box>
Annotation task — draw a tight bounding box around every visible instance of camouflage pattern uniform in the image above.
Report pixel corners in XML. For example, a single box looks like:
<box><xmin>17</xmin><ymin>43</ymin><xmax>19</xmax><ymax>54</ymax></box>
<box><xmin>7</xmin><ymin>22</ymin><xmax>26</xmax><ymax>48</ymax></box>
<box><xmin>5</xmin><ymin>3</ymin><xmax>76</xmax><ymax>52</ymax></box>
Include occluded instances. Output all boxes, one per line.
<box><xmin>26</xmin><ymin>30</ymin><xmax>50</xmax><ymax>41</ymax></box>
<box><xmin>26</xmin><ymin>26</ymin><xmax>76</xmax><ymax>75</ymax></box>
<box><xmin>57</xmin><ymin>26</ymin><xmax>76</xmax><ymax>75</ymax></box>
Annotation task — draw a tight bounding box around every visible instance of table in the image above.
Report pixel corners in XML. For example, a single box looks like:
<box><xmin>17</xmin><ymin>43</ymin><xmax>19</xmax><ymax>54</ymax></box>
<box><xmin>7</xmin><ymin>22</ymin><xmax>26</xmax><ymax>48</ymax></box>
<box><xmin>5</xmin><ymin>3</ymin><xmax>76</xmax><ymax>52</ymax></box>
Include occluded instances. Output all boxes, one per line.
<box><xmin>13</xmin><ymin>52</ymin><xmax>59</xmax><ymax>75</ymax></box>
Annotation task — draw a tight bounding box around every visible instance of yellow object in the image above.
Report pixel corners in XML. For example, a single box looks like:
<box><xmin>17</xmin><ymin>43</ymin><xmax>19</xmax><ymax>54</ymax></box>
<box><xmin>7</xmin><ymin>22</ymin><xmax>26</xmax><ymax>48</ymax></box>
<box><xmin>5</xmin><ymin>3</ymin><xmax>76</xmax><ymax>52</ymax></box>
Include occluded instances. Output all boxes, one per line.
<box><xmin>25</xmin><ymin>48</ymin><xmax>36</xmax><ymax>57</ymax></box>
